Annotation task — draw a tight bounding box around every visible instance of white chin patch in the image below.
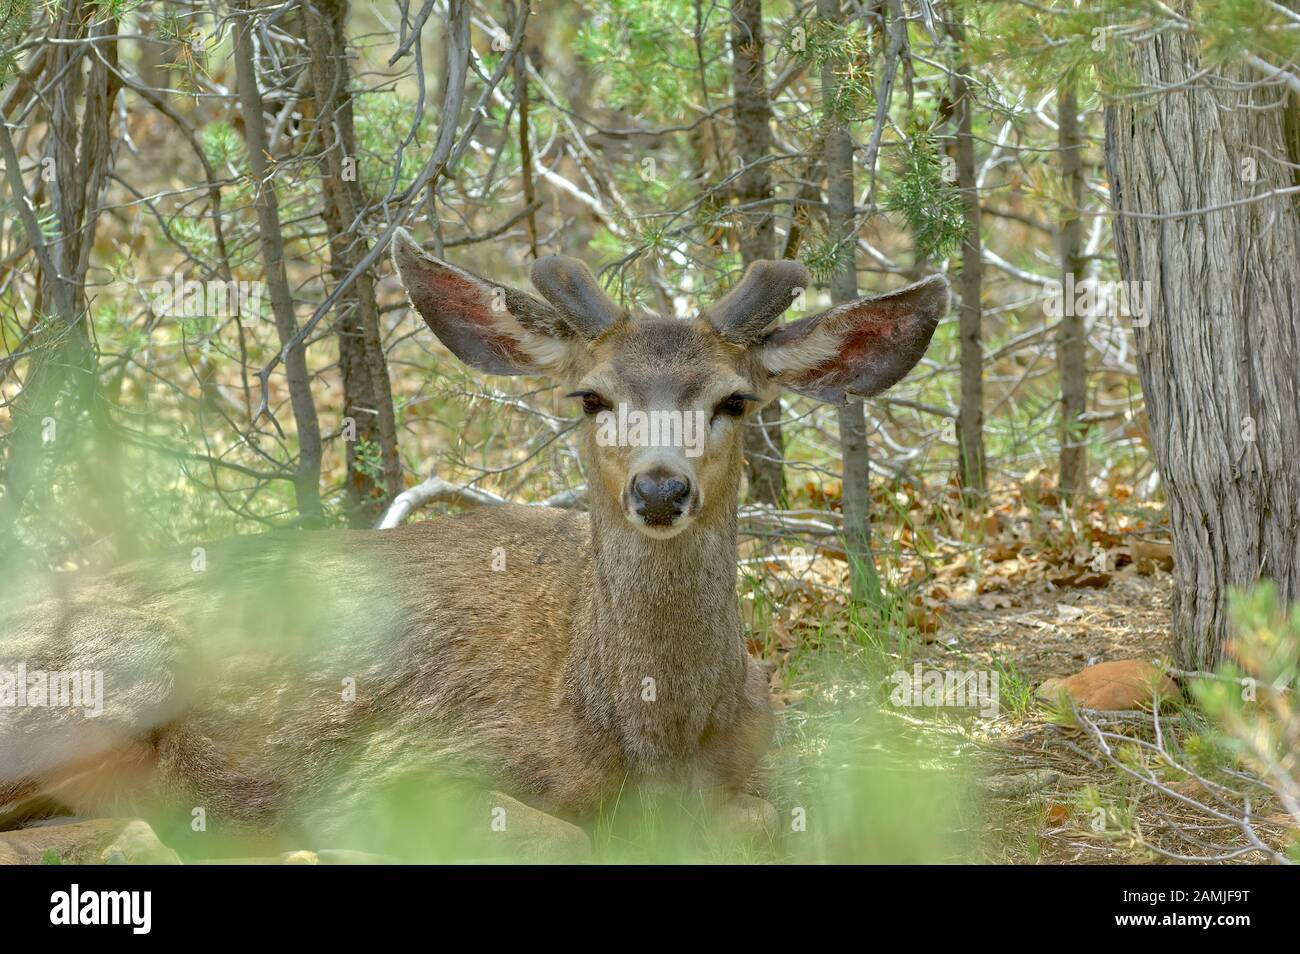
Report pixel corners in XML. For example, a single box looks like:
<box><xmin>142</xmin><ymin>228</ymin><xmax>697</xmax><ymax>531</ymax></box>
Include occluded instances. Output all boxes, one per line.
<box><xmin>625</xmin><ymin>511</ymin><xmax>692</xmax><ymax>539</ymax></box>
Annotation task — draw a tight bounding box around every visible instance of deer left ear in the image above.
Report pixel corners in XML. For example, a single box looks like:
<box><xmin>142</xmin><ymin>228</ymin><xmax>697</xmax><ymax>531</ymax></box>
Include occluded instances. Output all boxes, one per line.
<box><xmin>759</xmin><ymin>276</ymin><xmax>949</xmax><ymax>403</ymax></box>
<box><xmin>391</xmin><ymin>228</ymin><xmax>573</xmax><ymax>376</ymax></box>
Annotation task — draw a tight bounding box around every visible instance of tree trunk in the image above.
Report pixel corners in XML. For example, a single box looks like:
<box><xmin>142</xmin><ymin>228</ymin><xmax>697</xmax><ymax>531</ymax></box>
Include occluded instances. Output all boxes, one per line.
<box><xmin>951</xmin><ymin>44</ymin><xmax>985</xmax><ymax>504</ymax></box>
<box><xmin>305</xmin><ymin>0</ymin><xmax>402</xmax><ymax>527</ymax></box>
<box><xmin>817</xmin><ymin>0</ymin><xmax>881</xmax><ymax>606</ymax></box>
<box><xmin>234</xmin><ymin>1</ymin><xmax>324</xmax><ymax>523</ymax></box>
<box><xmin>1104</xmin><ymin>38</ymin><xmax>1300</xmax><ymax>669</ymax></box>
<box><xmin>731</xmin><ymin>0</ymin><xmax>785</xmax><ymax>506</ymax></box>
<box><xmin>1057</xmin><ymin>79</ymin><xmax>1088</xmax><ymax>503</ymax></box>
<box><xmin>0</xmin><ymin>6</ymin><xmax>119</xmax><ymax>558</ymax></box>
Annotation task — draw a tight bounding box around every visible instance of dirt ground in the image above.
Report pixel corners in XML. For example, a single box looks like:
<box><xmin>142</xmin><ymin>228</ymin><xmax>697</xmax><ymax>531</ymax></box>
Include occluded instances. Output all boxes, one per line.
<box><xmin>925</xmin><ymin>570</ymin><xmax>1293</xmax><ymax>865</ymax></box>
<box><xmin>761</xmin><ymin>542</ymin><xmax>1291</xmax><ymax>864</ymax></box>
<box><xmin>931</xmin><ymin>565</ymin><xmax>1175</xmax><ymax>683</ymax></box>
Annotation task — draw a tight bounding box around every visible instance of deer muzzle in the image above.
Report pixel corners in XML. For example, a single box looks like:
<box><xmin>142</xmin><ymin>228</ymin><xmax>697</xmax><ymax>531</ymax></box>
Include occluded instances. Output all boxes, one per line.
<box><xmin>624</xmin><ymin>461</ymin><xmax>699</xmax><ymax>537</ymax></box>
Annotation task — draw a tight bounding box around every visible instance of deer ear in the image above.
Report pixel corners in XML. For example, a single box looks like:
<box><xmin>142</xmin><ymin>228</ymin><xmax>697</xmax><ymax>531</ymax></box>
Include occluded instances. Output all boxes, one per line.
<box><xmin>704</xmin><ymin>260</ymin><xmax>811</xmax><ymax>343</ymax></box>
<box><xmin>760</xmin><ymin>276</ymin><xmax>948</xmax><ymax>403</ymax></box>
<box><xmin>391</xmin><ymin>228</ymin><xmax>572</xmax><ymax>375</ymax></box>
<box><xmin>529</xmin><ymin>255</ymin><xmax>624</xmax><ymax>338</ymax></box>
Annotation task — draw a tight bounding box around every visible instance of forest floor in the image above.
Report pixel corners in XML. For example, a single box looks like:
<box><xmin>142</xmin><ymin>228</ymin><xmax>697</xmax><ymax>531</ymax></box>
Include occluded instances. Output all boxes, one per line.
<box><xmin>747</xmin><ymin>479</ymin><xmax>1294</xmax><ymax>865</ymax></box>
<box><xmin>930</xmin><ymin>560</ymin><xmax>1171</xmax><ymax>685</ymax></box>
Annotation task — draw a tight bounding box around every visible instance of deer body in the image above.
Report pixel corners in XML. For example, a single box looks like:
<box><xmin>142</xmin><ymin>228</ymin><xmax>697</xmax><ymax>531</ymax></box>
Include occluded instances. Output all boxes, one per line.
<box><xmin>0</xmin><ymin>499</ymin><xmax>767</xmax><ymax>832</ymax></box>
<box><xmin>0</xmin><ymin>237</ymin><xmax>946</xmax><ymax>859</ymax></box>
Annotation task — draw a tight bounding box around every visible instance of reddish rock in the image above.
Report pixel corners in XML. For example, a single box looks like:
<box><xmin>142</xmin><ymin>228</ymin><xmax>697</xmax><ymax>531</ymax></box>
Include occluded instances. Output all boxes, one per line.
<box><xmin>1037</xmin><ymin>659</ymin><xmax>1177</xmax><ymax>710</ymax></box>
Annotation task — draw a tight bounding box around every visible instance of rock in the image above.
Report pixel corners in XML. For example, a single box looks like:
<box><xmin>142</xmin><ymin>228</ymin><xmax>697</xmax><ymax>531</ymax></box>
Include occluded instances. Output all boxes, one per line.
<box><xmin>1038</xmin><ymin>676</ymin><xmax>1066</xmax><ymax>699</ymax></box>
<box><xmin>100</xmin><ymin>819</ymin><xmax>182</xmax><ymax>865</ymax></box>
<box><xmin>1</xmin><ymin>818</ymin><xmax>176</xmax><ymax>865</ymax></box>
<box><xmin>314</xmin><ymin>849</ymin><xmax>399</xmax><ymax>865</ymax></box>
<box><xmin>1037</xmin><ymin>659</ymin><xmax>1178</xmax><ymax>710</ymax></box>
<box><xmin>477</xmin><ymin>790</ymin><xmax>592</xmax><ymax>862</ymax></box>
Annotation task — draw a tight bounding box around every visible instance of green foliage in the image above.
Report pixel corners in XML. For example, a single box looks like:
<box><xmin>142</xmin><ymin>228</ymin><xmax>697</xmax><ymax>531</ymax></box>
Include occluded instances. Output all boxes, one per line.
<box><xmin>956</xmin><ymin>0</ymin><xmax>1131</xmax><ymax>91</ymax></box>
<box><xmin>153</xmin><ymin>6</ymin><xmax>211</xmax><ymax>91</ymax></box>
<box><xmin>801</xmin><ymin>234</ymin><xmax>854</xmax><ymax>287</ymax></box>
<box><xmin>1194</xmin><ymin>584</ymin><xmax>1300</xmax><ymax>763</ymax></box>
<box><xmin>200</xmin><ymin>121</ymin><xmax>244</xmax><ymax>172</ymax></box>
<box><xmin>353</xmin><ymin>91</ymin><xmax>426</xmax><ymax>199</ymax></box>
<box><xmin>958</xmin><ymin>0</ymin><xmax>1300</xmax><ymax>96</ymax></box>
<box><xmin>163</xmin><ymin>213</ymin><xmax>217</xmax><ymax>260</ymax></box>
<box><xmin>991</xmin><ymin>656</ymin><xmax>1034</xmax><ymax>717</ymax></box>
<box><xmin>1178</xmin><ymin>584</ymin><xmax>1300</xmax><ymax>854</ymax></box>
<box><xmin>776</xmin><ymin>683</ymin><xmax>978</xmax><ymax>863</ymax></box>
<box><xmin>1196</xmin><ymin>0</ymin><xmax>1300</xmax><ymax>68</ymax></box>
<box><xmin>574</xmin><ymin>0</ymin><xmax>728</xmax><ymax>120</ymax></box>
<box><xmin>800</xmin><ymin>16</ymin><xmax>874</xmax><ymax>121</ymax></box>
<box><xmin>88</xmin><ymin>0</ymin><xmax>141</xmax><ymax>23</ymax></box>
<box><xmin>881</xmin><ymin>126</ymin><xmax>967</xmax><ymax>261</ymax></box>
<box><xmin>0</xmin><ymin>0</ymin><xmax>35</xmax><ymax>89</ymax></box>
<box><xmin>352</xmin><ymin>437</ymin><xmax>384</xmax><ymax>485</ymax></box>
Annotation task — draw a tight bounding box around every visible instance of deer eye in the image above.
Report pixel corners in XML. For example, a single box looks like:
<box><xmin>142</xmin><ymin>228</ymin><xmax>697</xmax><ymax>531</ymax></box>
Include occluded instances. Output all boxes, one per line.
<box><xmin>714</xmin><ymin>392</ymin><xmax>758</xmax><ymax>419</ymax></box>
<box><xmin>567</xmin><ymin>390</ymin><xmax>611</xmax><ymax>416</ymax></box>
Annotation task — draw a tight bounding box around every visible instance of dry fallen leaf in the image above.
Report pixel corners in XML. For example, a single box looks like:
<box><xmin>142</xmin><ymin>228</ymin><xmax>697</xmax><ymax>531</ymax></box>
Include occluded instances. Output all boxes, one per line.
<box><xmin>979</xmin><ymin>592</ymin><xmax>1014</xmax><ymax>610</ymax></box>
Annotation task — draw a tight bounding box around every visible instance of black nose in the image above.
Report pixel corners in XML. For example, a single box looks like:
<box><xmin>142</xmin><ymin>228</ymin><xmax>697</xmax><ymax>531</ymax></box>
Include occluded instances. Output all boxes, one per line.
<box><xmin>631</xmin><ymin>471</ymin><xmax>691</xmax><ymax>525</ymax></box>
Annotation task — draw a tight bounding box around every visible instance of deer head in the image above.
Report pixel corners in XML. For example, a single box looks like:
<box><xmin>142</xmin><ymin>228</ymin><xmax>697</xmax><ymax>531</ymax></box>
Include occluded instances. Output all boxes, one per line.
<box><xmin>392</xmin><ymin>229</ymin><xmax>947</xmax><ymax>540</ymax></box>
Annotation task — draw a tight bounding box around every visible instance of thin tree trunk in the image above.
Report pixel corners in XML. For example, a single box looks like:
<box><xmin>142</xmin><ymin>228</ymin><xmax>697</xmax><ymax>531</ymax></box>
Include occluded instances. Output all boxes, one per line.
<box><xmin>0</xmin><ymin>7</ymin><xmax>119</xmax><ymax>557</ymax></box>
<box><xmin>305</xmin><ymin>0</ymin><xmax>402</xmax><ymax>527</ymax></box>
<box><xmin>1057</xmin><ymin>79</ymin><xmax>1088</xmax><ymax>503</ymax></box>
<box><xmin>510</xmin><ymin>0</ymin><xmax>539</xmax><ymax>259</ymax></box>
<box><xmin>134</xmin><ymin>10</ymin><xmax>167</xmax><ymax>101</ymax></box>
<box><xmin>233</xmin><ymin>2</ymin><xmax>324</xmax><ymax>523</ymax></box>
<box><xmin>951</xmin><ymin>42</ymin><xmax>985</xmax><ymax>504</ymax></box>
<box><xmin>817</xmin><ymin>0</ymin><xmax>881</xmax><ymax>606</ymax></box>
<box><xmin>1104</xmin><ymin>37</ymin><xmax>1300</xmax><ymax>669</ymax></box>
<box><xmin>731</xmin><ymin>0</ymin><xmax>785</xmax><ymax>506</ymax></box>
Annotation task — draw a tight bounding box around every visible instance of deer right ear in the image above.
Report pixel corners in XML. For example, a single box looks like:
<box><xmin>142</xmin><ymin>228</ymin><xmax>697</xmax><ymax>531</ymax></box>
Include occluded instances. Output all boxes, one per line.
<box><xmin>759</xmin><ymin>275</ymin><xmax>948</xmax><ymax>403</ymax></box>
<box><xmin>391</xmin><ymin>228</ymin><xmax>573</xmax><ymax>376</ymax></box>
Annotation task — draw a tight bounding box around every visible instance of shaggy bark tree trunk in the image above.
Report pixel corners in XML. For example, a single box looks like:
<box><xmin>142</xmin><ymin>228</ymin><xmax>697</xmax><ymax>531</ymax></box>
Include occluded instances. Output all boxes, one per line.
<box><xmin>731</xmin><ymin>0</ymin><xmax>785</xmax><ymax>506</ymax></box>
<box><xmin>1104</xmin><ymin>38</ymin><xmax>1300</xmax><ymax>669</ymax></box>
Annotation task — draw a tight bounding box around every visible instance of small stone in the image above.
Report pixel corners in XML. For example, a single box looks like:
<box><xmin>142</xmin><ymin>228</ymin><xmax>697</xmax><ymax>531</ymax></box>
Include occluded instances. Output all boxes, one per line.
<box><xmin>100</xmin><ymin>820</ymin><xmax>181</xmax><ymax>865</ymax></box>
<box><xmin>315</xmin><ymin>849</ymin><xmax>399</xmax><ymax>865</ymax></box>
<box><xmin>1036</xmin><ymin>659</ymin><xmax>1177</xmax><ymax>710</ymax></box>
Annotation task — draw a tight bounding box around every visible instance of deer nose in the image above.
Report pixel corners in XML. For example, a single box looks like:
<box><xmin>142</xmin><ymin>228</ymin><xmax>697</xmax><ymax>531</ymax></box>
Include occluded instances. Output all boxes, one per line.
<box><xmin>631</xmin><ymin>471</ymin><xmax>691</xmax><ymax>525</ymax></box>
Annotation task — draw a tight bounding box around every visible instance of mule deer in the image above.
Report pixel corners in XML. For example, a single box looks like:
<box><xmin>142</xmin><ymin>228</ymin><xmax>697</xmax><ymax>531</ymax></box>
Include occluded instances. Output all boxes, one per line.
<box><xmin>0</xmin><ymin>232</ymin><xmax>946</xmax><ymax>862</ymax></box>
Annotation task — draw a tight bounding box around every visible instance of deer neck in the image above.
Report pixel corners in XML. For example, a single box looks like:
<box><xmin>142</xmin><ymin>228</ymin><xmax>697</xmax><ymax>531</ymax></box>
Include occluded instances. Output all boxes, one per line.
<box><xmin>570</xmin><ymin>489</ymin><xmax>747</xmax><ymax>766</ymax></box>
